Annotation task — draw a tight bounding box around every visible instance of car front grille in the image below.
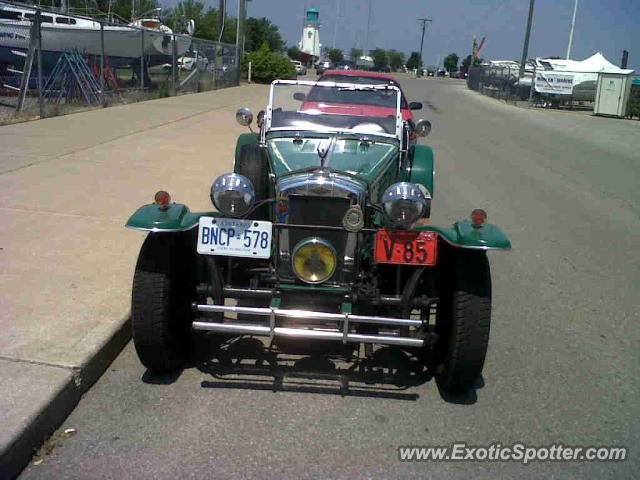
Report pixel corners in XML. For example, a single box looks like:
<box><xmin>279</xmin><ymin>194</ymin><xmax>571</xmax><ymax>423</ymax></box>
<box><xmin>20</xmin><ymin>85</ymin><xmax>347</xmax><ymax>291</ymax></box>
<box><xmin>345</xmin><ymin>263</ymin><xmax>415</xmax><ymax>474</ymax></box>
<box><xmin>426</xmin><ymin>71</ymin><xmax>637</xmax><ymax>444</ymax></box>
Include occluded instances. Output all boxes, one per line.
<box><xmin>277</xmin><ymin>195</ymin><xmax>354</xmax><ymax>285</ymax></box>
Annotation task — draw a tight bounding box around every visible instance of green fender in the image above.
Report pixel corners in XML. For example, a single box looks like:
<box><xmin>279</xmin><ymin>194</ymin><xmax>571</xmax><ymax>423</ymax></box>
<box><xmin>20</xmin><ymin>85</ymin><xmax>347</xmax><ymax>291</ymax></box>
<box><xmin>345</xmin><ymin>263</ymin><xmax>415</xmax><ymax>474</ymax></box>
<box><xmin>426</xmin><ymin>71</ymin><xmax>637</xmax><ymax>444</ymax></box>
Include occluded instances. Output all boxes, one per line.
<box><xmin>125</xmin><ymin>203</ymin><xmax>221</xmax><ymax>232</ymax></box>
<box><xmin>409</xmin><ymin>144</ymin><xmax>435</xmax><ymax>196</ymax></box>
<box><xmin>416</xmin><ymin>220</ymin><xmax>512</xmax><ymax>250</ymax></box>
<box><xmin>234</xmin><ymin>133</ymin><xmax>260</xmax><ymax>166</ymax></box>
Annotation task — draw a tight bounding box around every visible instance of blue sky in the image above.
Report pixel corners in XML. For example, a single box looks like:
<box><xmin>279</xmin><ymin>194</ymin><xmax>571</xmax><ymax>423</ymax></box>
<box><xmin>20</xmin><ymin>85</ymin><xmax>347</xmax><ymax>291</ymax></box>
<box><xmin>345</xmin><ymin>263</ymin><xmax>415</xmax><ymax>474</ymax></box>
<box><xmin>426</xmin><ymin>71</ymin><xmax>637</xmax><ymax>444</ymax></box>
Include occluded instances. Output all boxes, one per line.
<box><xmin>164</xmin><ymin>0</ymin><xmax>638</xmax><ymax>71</ymax></box>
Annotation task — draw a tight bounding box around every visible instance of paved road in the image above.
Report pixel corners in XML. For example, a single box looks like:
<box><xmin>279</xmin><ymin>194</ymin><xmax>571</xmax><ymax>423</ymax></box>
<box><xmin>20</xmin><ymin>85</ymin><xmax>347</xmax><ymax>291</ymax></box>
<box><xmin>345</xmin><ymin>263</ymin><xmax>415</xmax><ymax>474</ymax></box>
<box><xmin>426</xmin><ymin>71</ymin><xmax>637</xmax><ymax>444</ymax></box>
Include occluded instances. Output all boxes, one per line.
<box><xmin>20</xmin><ymin>78</ymin><xmax>639</xmax><ymax>479</ymax></box>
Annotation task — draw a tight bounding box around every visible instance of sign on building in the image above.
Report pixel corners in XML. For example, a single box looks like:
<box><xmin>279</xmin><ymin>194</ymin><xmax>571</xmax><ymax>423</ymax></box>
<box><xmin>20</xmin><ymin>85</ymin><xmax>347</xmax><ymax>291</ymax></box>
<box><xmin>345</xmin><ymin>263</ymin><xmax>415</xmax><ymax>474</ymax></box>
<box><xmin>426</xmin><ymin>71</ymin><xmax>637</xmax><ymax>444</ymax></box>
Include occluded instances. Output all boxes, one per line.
<box><xmin>534</xmin><ymin>72</ymin><xmax>575</xmax><ymax>94</ymax></box>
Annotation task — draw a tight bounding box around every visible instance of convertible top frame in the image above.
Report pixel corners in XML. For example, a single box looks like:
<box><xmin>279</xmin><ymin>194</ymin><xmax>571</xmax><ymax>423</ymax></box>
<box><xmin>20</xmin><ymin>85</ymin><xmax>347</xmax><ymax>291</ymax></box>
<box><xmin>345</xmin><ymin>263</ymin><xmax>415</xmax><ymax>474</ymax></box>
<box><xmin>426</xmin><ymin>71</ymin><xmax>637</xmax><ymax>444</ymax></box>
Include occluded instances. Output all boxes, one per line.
<box><xmin>265</xmin><ymin>79</ymin><xmax>404</xmax><ymax>142</ymax></box>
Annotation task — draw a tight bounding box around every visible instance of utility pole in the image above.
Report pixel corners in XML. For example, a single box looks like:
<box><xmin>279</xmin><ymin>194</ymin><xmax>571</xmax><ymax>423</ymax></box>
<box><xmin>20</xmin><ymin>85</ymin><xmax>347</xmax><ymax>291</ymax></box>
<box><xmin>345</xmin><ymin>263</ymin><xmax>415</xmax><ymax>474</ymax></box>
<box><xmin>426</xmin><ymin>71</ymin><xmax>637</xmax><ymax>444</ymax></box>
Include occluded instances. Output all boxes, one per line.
<box><xmin>332</xmin><ymin>0</ymin><xmax>340</xmax><ymax>49</ymax></box>
<box><xmin>235</xmin><ymin>0</ymin><xmax>246</xmax><ymax>65</ymax></box>
<box><xmin>364</xmin><ymin>0</ymin><xmax>372</xmax><ymax>55</ymax></box>
<box><xmin>621</xmin><ymin>50</ymin><xmax>629</xmax><ymax>69</ymax></box>
<box><xmin>218</xmin><ymin>0</ymin><xmax>225</xmax><ymax>41</ymax></box>
<box><xmin>565</xmin><ymin>0</ymin><xmax>578</xmax><ymax>59</ymax></box>
<box><xmin>519</xmin><ymin>0</ymin><xmax>535</xmax><ymax>78</ymax></box>
<box><xmin>417</xmin><ymin>18</ymin><xmax>432</xmax><ymax>70</ymax></box>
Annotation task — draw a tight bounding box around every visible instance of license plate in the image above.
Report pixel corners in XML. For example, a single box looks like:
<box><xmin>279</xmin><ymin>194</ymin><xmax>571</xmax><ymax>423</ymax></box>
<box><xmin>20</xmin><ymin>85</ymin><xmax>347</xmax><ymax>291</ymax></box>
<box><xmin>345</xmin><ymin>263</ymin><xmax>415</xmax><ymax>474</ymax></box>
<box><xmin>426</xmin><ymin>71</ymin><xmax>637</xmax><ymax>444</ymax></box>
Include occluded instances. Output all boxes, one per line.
<box><xmin>197</xmin><ymin>217</ymin><xmax>272</xmax><ymax>259</ymax></box>
<box><xmin>373</xmin><ymin>230</ymin><xmax>437</xmax><ymax>265</ymax></box>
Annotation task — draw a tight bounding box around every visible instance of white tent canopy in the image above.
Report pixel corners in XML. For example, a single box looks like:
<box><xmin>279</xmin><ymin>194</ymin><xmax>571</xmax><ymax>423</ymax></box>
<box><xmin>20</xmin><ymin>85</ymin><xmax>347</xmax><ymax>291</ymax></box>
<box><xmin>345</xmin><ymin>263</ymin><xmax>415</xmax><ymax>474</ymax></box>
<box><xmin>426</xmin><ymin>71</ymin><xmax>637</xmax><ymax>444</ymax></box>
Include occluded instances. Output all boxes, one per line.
<box><xmin>536</xmin><ymin>52</ymin><xmax>634</xmax><ymax>75</ymax></box>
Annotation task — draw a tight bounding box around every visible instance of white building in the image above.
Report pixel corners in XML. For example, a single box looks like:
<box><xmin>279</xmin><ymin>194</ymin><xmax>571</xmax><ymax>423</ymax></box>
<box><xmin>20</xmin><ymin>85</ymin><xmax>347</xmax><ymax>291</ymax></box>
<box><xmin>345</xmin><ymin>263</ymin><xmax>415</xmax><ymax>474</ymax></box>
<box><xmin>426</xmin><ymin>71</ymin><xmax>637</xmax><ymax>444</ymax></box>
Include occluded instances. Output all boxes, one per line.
<box><xmin>298</xmin><ymin>8</ymin><xmax>320</xmax><ymax>60</ymax></box>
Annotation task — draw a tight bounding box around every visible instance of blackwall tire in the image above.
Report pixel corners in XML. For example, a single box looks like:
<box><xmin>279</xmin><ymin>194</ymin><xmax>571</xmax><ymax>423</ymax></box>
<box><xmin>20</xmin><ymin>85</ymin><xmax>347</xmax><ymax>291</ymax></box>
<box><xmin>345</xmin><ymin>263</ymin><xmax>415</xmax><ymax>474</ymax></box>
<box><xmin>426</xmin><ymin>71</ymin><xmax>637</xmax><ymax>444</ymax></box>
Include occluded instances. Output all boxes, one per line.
<box><xmin>131</xmin><ymin>233</ymin><xmax>195</xmax><ymax>372</ymax></box>
<box><xmin>435</xmin><ymin>250</ymin><xmax>492</xmax><ymax>393</ymax></box>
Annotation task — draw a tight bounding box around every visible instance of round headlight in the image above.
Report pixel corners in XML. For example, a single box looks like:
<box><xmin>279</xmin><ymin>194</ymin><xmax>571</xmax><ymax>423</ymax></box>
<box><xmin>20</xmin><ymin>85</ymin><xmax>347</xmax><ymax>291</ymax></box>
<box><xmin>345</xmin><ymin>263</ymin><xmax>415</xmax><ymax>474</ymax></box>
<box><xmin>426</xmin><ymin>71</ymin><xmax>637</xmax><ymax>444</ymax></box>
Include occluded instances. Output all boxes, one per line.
<box><xmin>292</xmin><ymin>238</ymin><xmax>337</xmax><ymax>284</ymax></box>
<box><xmin>382</xmin><ymin>182</ymin><xmax>427</xmax><ymax>227</ymax></box>
<box><xmin>211</xmin><ymin>173</ymin><xmax>255</xmax><ymax>217</ymax></box>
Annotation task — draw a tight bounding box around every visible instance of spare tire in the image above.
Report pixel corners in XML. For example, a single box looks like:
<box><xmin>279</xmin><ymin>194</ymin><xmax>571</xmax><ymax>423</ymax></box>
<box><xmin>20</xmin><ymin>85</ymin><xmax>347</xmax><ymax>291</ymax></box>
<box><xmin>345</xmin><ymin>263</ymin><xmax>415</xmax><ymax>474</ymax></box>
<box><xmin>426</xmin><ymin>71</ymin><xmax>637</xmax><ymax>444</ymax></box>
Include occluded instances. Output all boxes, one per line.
<box><xmin>234</xmin><ymin>144</ymin><xmax>270</xmax><ymax>220</ymax></box>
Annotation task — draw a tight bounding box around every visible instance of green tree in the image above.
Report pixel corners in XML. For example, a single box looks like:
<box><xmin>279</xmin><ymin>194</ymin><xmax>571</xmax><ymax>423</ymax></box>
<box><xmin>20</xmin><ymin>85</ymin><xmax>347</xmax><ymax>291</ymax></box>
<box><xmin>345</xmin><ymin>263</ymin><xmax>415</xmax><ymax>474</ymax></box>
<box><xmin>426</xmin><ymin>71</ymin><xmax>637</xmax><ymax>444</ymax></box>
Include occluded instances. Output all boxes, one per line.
<box><xmin>387</xmin><ymin>49</ymin><xmax>405</xmax><ymax>71</ymax></box>
<box><xmin>167</xmin><ymin>0</ymin><xmax>204</xmax><ymax>30</ymax></box>
<box><xmin>406</xmin><ymin>51</ymin><xmax>422</xmax><ymax>70</ymax></box>
<box><xmin>245</xmin><ymin>18</ymin><xmax>285</xmax><ymax>52</ymax></box>
<box><xmin>370</xmin><ymin>48</ymin><xmax>388</xmax><ymax>70</ymax></box>
<box><xmin>443</xmin><ymin>53</ymin><xmax>459</xmax><ymax>73</ymax></box>
<box><xmin>165</xmin><ymin>0</ymin><xmax>209</xmax><ymax>37</ymax></box>
<box><xmin>159</xmin><ymin>2</ymin><xmax>236</xmax><ymax>42</ymax></box>
<box><xmin>82</xmin><ymin>0</ymin><xmax>160</xmax><ymax>22</ymax></box>
<box><xmin>349</xmin><ymin>48</ymin><xmax>363</xmax><ymax>61</ymax></box>
<box><xmin>327</xmin><ymin>48</ymin><xmax>344</xmax><ymax>64</ymax></box>
<box><xmin>460</xmin><ymin>55</ymin><xmax>483</xmax><ymax>74</ymax></box>
<box><xmin>243</xmin><ymin>42</ymin><xmax>296</xmax><ymax>82</ymax></box>
<box><xmin>287</xmin><ymin>46</ymin><xmax>302</xmax><ymax>61</ymax></box>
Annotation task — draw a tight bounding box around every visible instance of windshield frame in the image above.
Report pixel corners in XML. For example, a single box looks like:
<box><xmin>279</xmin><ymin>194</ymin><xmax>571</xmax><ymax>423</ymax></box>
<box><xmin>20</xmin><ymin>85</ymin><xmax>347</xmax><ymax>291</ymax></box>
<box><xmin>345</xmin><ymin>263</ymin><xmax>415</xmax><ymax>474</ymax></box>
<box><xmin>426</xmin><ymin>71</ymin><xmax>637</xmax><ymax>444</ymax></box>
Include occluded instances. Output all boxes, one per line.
<box><xmin>266</xmin><ymin>133</ymin><xmax>399</xmax><ymax>181</ymax></box>
<box><xmin>266</xmin><ymin>79</ymin><xmax>403</xmax><ymax>141</ymax></box>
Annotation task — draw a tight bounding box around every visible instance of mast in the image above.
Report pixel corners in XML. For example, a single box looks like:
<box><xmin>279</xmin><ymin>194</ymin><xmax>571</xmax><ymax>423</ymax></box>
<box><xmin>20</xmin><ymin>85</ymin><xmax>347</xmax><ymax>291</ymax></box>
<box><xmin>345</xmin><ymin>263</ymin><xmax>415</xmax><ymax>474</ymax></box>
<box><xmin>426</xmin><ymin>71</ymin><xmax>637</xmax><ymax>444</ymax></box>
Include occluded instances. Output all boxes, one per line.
<box><xmin>364</xmin><ymin>0</ymin><xmax>372</xmax><ymax>55</ymax></box>
<box><xmin>565</xmin><ymin>0</ymin><xmax>578</xmax><ymax>59</ymax></box>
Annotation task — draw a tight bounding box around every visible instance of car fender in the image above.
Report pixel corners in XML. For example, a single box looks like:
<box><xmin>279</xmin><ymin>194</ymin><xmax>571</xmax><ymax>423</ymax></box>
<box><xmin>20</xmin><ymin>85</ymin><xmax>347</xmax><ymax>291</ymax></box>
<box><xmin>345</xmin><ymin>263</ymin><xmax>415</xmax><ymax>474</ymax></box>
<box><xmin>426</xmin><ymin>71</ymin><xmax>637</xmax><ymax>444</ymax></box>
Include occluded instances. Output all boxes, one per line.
<box><xmin>234</xmin><ymin>133</ymin><xmax>260</xmax><ymax>167</ymax></box>
<box><xmin>415</xmin><ymin>220</ymin><xmax>511</xmax><ymax>250</ymax></box>
<box><xmin>125</xmin><ymin>203</ymin><xmax>221</xmax><ymax>232</ymax></box>
<box><xmin>409</xmin><ymin>144</ymin><xmax>435</xmax><ymax>196</ymax></box>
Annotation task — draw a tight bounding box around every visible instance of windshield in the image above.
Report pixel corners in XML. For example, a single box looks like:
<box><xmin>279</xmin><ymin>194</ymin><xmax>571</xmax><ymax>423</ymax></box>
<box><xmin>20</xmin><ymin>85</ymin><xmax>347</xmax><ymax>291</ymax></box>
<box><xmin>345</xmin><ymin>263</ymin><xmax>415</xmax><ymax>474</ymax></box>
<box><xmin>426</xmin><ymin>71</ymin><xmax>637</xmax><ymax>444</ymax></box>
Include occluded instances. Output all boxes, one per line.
<box><xmin>318</xmin><ymin>74</ymin><xmax>408</xmax><ymax>108</ymax></box>
<box><xmin>268</xmin><ymin>136</ymin><xmax>397</xmax><ymax>178</ymax></box>
<box><xmin>267</xmin><ymin>80</ymin><xmax>402</xmax><ymax>139</ymax></box>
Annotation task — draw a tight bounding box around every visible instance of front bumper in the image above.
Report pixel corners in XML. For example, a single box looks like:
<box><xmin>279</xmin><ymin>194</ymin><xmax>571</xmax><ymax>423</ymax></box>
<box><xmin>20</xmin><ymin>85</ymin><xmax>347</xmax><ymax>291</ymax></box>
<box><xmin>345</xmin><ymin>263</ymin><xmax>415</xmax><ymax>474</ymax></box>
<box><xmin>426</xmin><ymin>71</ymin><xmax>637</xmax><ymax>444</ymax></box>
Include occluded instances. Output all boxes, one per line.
<box><xmin>192</xmin><ymin>303</ymin><xmax>426</xmax><ymax>347</ymax></box>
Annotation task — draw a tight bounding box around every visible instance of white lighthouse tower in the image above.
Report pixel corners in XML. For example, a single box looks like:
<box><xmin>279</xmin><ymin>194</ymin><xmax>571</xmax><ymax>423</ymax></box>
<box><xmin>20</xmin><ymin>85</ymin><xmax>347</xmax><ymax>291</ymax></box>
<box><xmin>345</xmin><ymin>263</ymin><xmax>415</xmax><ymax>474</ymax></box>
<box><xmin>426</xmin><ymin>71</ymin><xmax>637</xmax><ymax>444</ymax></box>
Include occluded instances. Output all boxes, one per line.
<box><xmin>298</xmin><ymin>8</ymin><xmax>321</xmax><ymax>60</ymax></box>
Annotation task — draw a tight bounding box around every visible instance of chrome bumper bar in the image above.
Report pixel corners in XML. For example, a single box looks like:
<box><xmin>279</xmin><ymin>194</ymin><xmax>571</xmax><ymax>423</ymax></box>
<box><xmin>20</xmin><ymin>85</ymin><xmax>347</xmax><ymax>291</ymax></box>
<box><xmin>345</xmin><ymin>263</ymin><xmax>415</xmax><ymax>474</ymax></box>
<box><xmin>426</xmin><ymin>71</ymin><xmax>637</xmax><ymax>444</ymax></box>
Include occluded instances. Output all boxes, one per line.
<box><xmin>192</xmin><ymin>304</ymin><xmax>425</xmax><ymax>347</ymax></box>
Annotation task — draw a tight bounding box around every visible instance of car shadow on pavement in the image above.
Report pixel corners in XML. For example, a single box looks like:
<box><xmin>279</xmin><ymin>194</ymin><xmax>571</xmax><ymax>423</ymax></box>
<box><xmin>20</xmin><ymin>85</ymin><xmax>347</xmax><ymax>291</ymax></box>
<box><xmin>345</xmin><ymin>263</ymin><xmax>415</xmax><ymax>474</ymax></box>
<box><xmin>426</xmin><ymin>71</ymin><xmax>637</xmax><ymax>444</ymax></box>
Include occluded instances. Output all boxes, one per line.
<box><xmin>141</xmin><ymin>368</ymin><xmax>184</xmax><ymax>385</ymax></box>
<box><xmin>140</xmin><ymin>334</ymin><xmax>482</xmax><ymax>404</ymax></box>
<box><xmin>194</xmin><ymin>336</ymin><xmax>431</xmax><ymax>401</ymax></box>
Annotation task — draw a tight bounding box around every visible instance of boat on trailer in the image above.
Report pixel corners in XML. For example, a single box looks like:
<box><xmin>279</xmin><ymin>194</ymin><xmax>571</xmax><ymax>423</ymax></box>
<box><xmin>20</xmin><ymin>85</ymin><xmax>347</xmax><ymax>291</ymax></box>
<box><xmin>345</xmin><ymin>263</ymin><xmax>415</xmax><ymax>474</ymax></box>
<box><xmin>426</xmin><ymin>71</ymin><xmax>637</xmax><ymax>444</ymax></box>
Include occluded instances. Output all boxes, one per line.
<box><xmin>0</xmin><ymin>1</ymin><xmax>191</xmax><ymax>73</ymax></box>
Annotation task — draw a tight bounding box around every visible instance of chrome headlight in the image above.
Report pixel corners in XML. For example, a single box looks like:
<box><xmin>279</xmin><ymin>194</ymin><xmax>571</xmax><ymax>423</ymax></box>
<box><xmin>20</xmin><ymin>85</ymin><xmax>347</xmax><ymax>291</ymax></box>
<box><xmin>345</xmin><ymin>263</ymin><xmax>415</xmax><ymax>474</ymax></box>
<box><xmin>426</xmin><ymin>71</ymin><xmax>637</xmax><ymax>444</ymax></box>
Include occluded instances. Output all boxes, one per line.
<box><xmin>210</xmin><ymin>173</ymin><xmax>255</xmax><ymax>217</ymax></box>
<box><xmin>292</xmin><ymin>238</ymin><xmax>337</xmax><ymax>284</ymax></box>
<box><xmin>382</xmin><ymin>182</ymin><xmax>428</xmax><ymax>227</ymax></box>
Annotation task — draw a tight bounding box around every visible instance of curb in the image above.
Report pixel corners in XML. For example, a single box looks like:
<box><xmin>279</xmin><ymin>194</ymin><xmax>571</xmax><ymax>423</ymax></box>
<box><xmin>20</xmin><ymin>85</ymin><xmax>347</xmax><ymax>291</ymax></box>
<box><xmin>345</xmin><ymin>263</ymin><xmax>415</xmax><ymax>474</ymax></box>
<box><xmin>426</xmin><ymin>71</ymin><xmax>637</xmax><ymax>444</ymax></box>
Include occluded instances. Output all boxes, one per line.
<box><xmin>0</xmin><ymin>315</ymin><xmax>131</xmax><ymax>480</ymax></box>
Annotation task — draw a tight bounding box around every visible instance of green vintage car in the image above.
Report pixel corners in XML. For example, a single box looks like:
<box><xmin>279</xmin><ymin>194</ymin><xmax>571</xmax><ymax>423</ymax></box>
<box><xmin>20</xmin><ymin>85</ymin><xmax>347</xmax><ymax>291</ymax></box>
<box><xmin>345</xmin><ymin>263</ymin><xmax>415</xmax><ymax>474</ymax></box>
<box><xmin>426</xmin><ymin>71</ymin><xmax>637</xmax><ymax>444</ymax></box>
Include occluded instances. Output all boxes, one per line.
<box><xmin>126</xmin><ymin>79</ymin><xmax>511</xmax><ymax>393</ymax></box>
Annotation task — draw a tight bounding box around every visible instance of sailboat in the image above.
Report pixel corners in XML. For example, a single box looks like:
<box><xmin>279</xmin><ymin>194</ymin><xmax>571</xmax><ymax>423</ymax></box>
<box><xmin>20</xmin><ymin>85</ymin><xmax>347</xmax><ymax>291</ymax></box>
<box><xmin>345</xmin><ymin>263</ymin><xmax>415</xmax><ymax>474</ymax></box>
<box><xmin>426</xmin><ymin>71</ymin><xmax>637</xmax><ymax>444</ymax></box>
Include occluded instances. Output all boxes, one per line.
<box><xmin>0</xmin><ymin>1</ymin><xmax>192</xmax><ymax>73</ymax></box>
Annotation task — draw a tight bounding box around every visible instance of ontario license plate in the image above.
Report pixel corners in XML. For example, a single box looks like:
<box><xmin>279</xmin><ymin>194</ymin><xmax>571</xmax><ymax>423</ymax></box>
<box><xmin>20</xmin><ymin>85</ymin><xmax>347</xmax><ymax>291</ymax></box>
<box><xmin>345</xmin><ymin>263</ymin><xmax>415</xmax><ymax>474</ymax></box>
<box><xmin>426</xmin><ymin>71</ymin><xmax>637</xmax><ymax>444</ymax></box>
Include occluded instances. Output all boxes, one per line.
<box><xmin>373</xmin><ymin>230</ymin><xmax>437</xmax><ymax>265</ymax></box>
<box><xmin>197</xmin><ymin>217</ymin><xmax>272</xmax><ymax>259</ymax></box>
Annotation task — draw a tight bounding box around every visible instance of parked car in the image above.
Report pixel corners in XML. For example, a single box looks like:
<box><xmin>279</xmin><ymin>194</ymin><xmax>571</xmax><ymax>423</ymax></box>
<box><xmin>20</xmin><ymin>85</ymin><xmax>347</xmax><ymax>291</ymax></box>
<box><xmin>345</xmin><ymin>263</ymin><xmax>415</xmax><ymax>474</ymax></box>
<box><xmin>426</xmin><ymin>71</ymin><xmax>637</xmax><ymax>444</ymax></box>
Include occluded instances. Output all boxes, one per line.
<box><xmin>178</xmin><ymin>52</ymin><xmax>209</xmax><ymax>71</ymax></box>
<box><xmin>290</xmin><ymin>60</ymin><xmax>307</xmax><ymax>76</ymax></box>
<box><xmin>336</xmin><ymin>60</ymin><xmax>356</xmax><ymax>70</ymax></box>
<box><xmin>126</xmin><ymin>79</ymin><xmax>511</xmax><ymax>394</ymax></box>
<box><xmin>315</xmin><ymin>70</ymin><xmax>422</xmax><ymax>126</ymax></box>
<box><xmin>316</xmin><ymin>60</ymin><xmax>332</xmax><ymax>74</ymax></box>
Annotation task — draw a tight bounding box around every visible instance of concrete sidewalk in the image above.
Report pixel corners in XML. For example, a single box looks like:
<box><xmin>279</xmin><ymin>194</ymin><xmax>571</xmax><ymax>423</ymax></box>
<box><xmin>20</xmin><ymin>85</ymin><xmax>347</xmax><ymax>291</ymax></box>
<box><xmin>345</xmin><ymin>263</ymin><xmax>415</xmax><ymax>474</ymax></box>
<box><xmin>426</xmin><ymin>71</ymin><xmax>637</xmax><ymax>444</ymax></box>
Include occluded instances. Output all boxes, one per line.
<box><xmin>0</xmin><ymin>83</ymin><xmax>269</xmax><ymax>479</ymax></box>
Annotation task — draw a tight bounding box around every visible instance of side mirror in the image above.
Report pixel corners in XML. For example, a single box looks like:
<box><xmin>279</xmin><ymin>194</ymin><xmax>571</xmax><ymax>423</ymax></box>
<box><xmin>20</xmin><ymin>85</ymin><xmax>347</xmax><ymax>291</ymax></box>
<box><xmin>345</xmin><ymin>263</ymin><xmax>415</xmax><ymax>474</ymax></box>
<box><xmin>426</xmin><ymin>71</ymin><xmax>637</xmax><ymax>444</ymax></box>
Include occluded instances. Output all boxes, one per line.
<box><xmin>415</xmin><ymin>119</ymin><xmax>432</xmax><ymax>137</ymax></box>
<box><xmin>409</xmin><ymin>102</ymin><xmax>423</xmax><ymax>110</ymax></box>
<box><xmin>293</xmin><ymin>92</ymin><xmax>306</xmax><ymax>101</ymax></box>
<box><xmin>235</xmin><ymin>107</ymin><xmax>253</xmax><ymax>127</ymax></box>
<box><xmin>256</xmin><ymin>110</ymin><xmax>265</xmax><ymax>128</ymax></box>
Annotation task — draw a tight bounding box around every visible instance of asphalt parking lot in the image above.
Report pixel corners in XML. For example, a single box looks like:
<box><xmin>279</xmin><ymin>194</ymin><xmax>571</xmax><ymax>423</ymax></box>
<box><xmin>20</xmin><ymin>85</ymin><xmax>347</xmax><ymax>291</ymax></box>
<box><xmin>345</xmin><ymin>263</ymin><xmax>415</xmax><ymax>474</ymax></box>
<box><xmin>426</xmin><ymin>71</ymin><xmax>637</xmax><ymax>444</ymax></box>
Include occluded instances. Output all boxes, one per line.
<box><xmin>19</xmin><ymin>77</ymin><xmax>640</xmax><ymax>479</ymax></box>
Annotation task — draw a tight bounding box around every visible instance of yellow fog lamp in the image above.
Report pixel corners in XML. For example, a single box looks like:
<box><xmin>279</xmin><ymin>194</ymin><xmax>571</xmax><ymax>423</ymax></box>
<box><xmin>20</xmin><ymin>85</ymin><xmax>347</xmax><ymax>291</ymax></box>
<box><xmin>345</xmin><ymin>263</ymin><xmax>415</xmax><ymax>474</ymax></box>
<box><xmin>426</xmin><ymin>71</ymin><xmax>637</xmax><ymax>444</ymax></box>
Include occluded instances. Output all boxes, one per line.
<box><xmin>292</xmin><ymin>238</ymin><xmax>337</xmax><ymax>284</ymax></box>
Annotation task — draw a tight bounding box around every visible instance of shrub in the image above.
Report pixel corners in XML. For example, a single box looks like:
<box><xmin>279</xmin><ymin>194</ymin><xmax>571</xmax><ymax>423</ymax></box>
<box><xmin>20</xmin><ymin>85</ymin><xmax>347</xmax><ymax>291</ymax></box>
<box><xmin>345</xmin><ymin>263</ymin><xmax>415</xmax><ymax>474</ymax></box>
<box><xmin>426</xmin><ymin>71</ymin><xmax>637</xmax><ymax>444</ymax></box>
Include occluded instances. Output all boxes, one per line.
<box><xmin>243</xmin><ymin>42</ymin><xmax>296</xmax><ymax>83</ymax></box>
